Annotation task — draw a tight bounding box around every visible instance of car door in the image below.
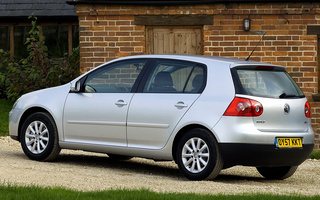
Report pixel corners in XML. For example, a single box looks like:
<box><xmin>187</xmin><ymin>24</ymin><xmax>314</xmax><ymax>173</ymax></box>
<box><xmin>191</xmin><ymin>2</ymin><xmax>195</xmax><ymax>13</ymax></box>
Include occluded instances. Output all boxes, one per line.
<box><xmin>63</xmin><ymin>59</ymin><xmax>148</xmax><ymax>146</ymax></box>
<box><xmin>127</xmin><ymin>59</ymin><xmax>206</xmax><ymax>149</ymax></box>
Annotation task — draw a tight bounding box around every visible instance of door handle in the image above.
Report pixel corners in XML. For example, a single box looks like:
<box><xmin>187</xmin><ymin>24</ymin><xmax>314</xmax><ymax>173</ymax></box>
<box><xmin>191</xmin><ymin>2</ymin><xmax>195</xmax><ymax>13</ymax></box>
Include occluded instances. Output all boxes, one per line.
<box><xmin>115</xmin><ymin>100</ymin><xmax>127</xmax><ymax>106</ymax></box>
<box><xmin>175</xmin><ymin>101</ymin><xmax>188</xmax><ymax>108</ymax></box>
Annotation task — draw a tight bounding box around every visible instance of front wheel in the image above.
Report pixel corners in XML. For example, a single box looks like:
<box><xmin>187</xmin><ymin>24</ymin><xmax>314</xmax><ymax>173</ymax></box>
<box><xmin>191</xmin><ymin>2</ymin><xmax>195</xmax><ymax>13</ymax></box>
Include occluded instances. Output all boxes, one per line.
<box><xmin>256</xmin><ymin>166</ymin><xmax>298</xmax><ymax>180</ymax></box>
<box><xmin>20</xmin><ymin>112</ymin><xmax>61</xmax><ymax>161</ymax></box>
<box><xmin>176</xmin><ymin>128</ymin><xmax>223</xmax><ymax>180</ymax></box>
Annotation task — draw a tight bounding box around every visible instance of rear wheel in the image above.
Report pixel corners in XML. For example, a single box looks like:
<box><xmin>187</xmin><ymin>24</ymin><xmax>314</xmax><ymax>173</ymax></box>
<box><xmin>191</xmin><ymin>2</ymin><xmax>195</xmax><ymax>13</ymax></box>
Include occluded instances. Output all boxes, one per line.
<box><xmin>256</xmin><ymin>166</ymin><xmax>298</xmax><ymax>180</ymax></box>
<box><xmin>20</xmin><ymin>112</ymin><xmax>61</xmax><ymax>161</ymax></box>
<box><xmin>176</xmin><ymin>128</ymin><xmax>223</xmax><ymax>180</ymax></box>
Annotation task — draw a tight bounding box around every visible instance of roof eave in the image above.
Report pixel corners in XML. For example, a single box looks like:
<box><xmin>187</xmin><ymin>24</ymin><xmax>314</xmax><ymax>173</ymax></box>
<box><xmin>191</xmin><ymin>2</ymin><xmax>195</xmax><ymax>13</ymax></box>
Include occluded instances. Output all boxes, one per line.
<box><xmin>66</xmin><ymin>0</ymin><xmax>320</xmax><ymax>5</ymax></box>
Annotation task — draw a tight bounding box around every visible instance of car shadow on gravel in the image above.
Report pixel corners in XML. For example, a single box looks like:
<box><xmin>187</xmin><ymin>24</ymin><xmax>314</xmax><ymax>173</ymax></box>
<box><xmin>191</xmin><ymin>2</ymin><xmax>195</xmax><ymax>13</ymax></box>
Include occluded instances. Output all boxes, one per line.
<box><xmin>56</xmin><ymin>153</ymin><xmax>183</xmax><ymax>179</ymax></box>
<box><xmin>54</xmin><ymin>153</ymin><xmax>273</xmax><ymax>182</ymax></box>
<box><xmin>11</xmin><ymin>150</ymin><xmax>276</xmax><ymax>182</ymax></box>
<box><xmin>215</xmin><ymin>174</ymin><xmax>265</xmax><ymax>182</ymax></box>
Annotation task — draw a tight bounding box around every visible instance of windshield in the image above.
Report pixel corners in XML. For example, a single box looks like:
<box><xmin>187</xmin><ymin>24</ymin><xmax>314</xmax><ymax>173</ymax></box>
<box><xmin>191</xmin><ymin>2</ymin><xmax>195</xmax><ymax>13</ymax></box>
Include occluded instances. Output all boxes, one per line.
<box><xmin>233</xmin><ymin>68</ymin><xmax>304</xmax><ymax>98</ymax></box>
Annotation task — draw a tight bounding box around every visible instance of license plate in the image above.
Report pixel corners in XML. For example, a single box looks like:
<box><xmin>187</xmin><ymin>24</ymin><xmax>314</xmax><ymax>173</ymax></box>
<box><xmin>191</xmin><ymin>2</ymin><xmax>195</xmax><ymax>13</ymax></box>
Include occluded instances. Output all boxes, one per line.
<box><xmin>275</xmin><ymin>138</ymin><xmax>302</xmax><ymax>148</ymax></box>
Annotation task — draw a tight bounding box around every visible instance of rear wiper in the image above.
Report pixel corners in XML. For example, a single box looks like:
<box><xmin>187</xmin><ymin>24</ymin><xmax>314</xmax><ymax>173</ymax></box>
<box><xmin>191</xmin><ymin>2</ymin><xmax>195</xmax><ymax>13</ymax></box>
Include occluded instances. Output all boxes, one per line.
<box><xmin>279</xmin><ymin>93</ymin><xmax>298</xmax><ymax>98</ymax></box>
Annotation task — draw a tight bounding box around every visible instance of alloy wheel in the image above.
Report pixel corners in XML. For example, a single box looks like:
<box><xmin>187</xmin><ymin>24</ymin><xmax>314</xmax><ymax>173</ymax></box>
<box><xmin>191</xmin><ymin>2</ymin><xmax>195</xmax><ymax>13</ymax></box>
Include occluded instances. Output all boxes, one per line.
<box><xmin>25</xmin><ymin>120</ymin><xmax>49</xmax><ymax>154</ymax></box>
<box><xmin>181</xmin><ymin>137</ymin><xmax>210</xmax><ymax>173</ymax></box>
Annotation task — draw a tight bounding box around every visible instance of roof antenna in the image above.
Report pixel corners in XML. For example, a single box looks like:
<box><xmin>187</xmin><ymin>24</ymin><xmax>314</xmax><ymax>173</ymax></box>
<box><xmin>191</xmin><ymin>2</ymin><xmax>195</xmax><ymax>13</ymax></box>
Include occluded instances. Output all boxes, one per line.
<box><xmin>245</xmin><ymin>31</ymin><xmax>266</xmax><ymax>61</ymax></box>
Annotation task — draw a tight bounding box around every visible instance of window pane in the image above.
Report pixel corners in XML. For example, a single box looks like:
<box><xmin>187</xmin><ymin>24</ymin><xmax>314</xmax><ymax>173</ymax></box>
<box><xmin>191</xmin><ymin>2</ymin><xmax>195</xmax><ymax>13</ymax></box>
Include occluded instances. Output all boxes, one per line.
<box><xmin>84</xmin><ymin>59</ymin><xmax>147</xmax><ymax>93</ymax></box>
<box><xmin>14</xmin><ymin>26</ymin><xmax>31</xmax><ymax>59</ymax></box>
<box><xmin>43</xmin><ymin>26</ymin><xmax>68</xmax><ymax>57</ymax></box>
<box><xmin>72</xmin><ymin>25</ymin><xmax>79</xmax><ymax>49</ymax></box>
<box><xmin>144</xmin><ymin>60</ymin><xmax>204</xmax><ymax>93</ymax></box>
<box><xmin>184</xmin><ymin>66</ymin><xmax>204</xmax><ymax>93</ymax></box>
<box><xmin>0</xmin><ymin>26</ymin><xmax>9</xmax><ymax>51</ymax></box>
<box><xmin>236</xmin><ymin>69</ymin><xmax>304</xmax><ymax>98</ymax></box>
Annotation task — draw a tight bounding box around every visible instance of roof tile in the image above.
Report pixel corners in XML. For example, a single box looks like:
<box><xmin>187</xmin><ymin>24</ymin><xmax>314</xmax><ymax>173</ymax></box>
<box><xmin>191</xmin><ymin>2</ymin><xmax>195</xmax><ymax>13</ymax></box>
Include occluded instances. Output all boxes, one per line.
<box><xmin>0</xmin><ymin>0</ymin><xmax>76</xmax><ymax>17</ymax></box>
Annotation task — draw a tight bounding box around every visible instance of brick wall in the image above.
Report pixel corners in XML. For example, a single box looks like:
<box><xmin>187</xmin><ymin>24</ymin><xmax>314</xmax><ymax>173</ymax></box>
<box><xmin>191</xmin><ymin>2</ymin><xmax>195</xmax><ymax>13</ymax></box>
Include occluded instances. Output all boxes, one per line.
<box><xmin>76</xmin><ymin>2</ymin><xmax>320</xmax><ymax>149</ymax></box>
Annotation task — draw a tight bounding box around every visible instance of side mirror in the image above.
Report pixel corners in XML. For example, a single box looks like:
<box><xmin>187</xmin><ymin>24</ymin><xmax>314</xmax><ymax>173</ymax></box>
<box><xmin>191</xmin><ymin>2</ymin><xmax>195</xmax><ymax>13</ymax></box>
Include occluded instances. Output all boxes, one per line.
<box><xmin>70</xmin><ymin>80</ymin><xmax>81</xmax><ymax>92</ymax></box>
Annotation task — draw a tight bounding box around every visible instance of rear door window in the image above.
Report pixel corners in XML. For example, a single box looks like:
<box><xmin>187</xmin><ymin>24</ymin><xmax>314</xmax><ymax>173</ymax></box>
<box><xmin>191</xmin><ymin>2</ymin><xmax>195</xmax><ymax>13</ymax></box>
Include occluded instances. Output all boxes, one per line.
<box><xmin>143</xmin><ymin>60</ymin><xmax>206</xmax><ymax>93</ymax></box>
<box><xmin>233</xmin><ymin>67</ymin><xmax>304</xmax><ymax>98</ymax></box>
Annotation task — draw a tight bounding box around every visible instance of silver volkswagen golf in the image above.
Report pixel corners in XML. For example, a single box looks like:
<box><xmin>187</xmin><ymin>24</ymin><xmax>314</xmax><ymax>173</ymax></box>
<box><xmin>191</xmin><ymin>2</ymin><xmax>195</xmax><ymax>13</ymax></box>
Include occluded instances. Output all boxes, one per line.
<box><xmin>9</xmin><ymin>55</ymin><xmax>314</xmax><ymax>180</ymax></box>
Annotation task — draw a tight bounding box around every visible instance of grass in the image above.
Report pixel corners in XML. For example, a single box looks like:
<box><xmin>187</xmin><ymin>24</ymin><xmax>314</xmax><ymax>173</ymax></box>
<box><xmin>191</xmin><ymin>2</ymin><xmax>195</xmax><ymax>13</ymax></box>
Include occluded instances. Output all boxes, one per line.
<box><xmin>0</xmin><ymin>98</ymin><xmax>13</xmax><ymax>136</ymax></box>
<box><xmin>309</xmin><ymin>150</ymin><xmax>320</xmax><ymax>159</ymax></box>
<box><xmin>0</xmin><ymin>185</ymin><xmax>319</xmax><ymax>200</ymax></box>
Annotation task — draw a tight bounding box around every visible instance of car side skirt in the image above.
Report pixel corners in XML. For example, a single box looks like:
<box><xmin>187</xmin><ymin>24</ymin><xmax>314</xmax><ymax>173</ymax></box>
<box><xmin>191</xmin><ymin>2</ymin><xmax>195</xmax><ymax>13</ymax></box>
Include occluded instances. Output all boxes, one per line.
<box><xmin>59</xmin><ymin>141</ymin><xmax>174</xmax><ymax>161</ymax></box>
<box><xmin>219</xmin><ymin>143</ymin><xmax>314</xmax><ymax>168</ymax></box>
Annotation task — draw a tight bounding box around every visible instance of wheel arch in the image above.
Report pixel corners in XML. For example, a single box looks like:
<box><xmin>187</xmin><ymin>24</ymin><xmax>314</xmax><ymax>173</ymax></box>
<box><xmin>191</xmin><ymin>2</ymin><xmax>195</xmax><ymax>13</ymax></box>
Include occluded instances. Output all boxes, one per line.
<box><xmin>18</xmin><ymin>107</ymin><xmax>56</xmax><ymax>142</ymax></box>
<box><xmin>172</xmin><ymin>124</ymin><xmax>218</xmax><ymax>162</ymax></box>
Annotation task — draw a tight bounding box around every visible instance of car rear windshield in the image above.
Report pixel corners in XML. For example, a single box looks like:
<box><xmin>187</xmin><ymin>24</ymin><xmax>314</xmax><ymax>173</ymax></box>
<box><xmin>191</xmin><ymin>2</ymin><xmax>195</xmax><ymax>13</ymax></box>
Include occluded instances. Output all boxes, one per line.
<box><xmin>232</xmin><ymin>67</ymin><xmax>305</xmax><ymax>99</ymax></box>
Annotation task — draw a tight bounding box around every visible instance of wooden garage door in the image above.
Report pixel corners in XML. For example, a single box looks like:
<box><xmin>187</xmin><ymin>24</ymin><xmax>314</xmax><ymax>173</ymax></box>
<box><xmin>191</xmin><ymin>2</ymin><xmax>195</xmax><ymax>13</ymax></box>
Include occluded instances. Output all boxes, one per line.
<box><xmin>147</xmin><ymin>27</ymin><xmax>202</xmax><ymax>55</ymax></box>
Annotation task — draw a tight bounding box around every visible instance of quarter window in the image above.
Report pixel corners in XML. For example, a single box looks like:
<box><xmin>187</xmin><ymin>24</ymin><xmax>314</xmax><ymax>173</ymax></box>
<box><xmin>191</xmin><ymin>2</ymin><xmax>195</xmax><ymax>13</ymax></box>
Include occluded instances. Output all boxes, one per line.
<box><xmin>83</xmin><ymin>59</ymin><xmax>147</xmax><ymax>93</ymax></box>
<box><xmin>143</xmin><ymin>60</ymin><xmax>205</xmax><ymax>93</ymax></box>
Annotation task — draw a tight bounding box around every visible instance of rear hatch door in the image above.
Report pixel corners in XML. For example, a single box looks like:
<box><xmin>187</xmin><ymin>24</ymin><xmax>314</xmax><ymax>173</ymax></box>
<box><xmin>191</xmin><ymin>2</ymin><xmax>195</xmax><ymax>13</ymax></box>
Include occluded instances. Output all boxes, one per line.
<box><xmin>232</xmin><ymin>65</ymin><xmax>308</xmax><ymax>132</ymax></box>
<box><xmin>250</xmin><ymin>97</ymin><xmax>308</xmax><ymax>132</ymax></box>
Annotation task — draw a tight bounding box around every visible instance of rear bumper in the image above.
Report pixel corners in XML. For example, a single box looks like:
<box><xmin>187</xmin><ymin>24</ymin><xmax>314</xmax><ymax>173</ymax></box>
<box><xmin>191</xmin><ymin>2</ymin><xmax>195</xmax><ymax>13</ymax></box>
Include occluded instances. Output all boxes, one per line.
<box><xmin>220</xmin><ymin>143</ymin><xmax>314</xmax><ymax>168</ymax></box>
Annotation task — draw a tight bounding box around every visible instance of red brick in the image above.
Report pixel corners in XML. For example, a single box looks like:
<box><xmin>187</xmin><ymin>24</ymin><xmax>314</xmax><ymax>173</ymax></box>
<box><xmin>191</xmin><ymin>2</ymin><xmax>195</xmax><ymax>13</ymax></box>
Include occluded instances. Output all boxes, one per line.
<box><xmin>116</xmin><ymin>32</ymin><xmax>130</xmax><ymax>36</ymax></box>
<box><xmin>119</xmin><ymin>37</ymin><xmax>134</xmax><ymax>41</ymax></box>
<box><xmin>300</xmin><ymin>57</ymin><xmax>315</xmax><ymax>62</ymax></box>
<box><xmin>209</xmin><ymin>47</ymin><xmax>223</xmax><ymax>51</ymax></box>
<box><xmin>220</xmin><ymin>42</ymin><xmax>234</xmax><ymax>46</ymax></box>
<box><xmin>224</xmin><ymin>47</ymin><xmax>238</xmax><ymax>51</ymax></box>
<box><xmin>277</xmin><ymin>47</ymin><xmax>291</xmax><ymax>51</ymax></box>
<box><xmin>277</xmin><ymin>57</ymin><xmax>291</xmax><ymax>61</ymax></box>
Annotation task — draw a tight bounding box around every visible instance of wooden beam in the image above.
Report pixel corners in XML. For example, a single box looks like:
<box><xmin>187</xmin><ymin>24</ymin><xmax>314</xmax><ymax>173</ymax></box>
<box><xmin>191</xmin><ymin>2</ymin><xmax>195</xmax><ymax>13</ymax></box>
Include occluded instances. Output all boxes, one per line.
<box><xmin>135</xmin><ymin>15</ymin><xmax>213</xmax><ymax>26</ymax></box>
<box><xmin>303</xmin><ymin>27</ymin><xmax>320</xmax><ymax>100</ymax></box>
<box><xmin>312</xmin><ymin>35</ymin><xmax>320</xmax><ymax>100</ymax></box>
<box><xmin>9</xmin><ymin>26</ymin><xmax>14</xmax><ymax>59</ymax></box>
<box><xmin>318</xmin><ymin>35</ymin><xmax>320</xmax><ymax>93</ymax></box>
<box><xmin>68</xmin><ymin>25</ymin><xmax>73</xmax><ymax>54</ymax></box>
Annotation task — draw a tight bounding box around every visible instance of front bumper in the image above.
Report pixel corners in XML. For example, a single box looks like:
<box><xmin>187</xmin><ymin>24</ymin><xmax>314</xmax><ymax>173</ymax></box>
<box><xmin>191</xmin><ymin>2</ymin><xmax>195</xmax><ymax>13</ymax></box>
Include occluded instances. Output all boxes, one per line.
<box><xmin>9</xmin><ymin>108</ymin><xmax>23</xmax><ymax>142</ymax></box>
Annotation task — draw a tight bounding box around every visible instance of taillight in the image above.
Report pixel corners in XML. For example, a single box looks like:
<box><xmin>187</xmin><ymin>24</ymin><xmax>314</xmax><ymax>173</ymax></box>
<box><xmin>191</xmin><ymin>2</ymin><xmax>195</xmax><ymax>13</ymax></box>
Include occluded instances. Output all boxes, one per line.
<box><xmin>223</xmin><ymin>97</ymin><xmax>263</xmax><ymax>117</ymax></box>
<box><xmin>305</xmin><ymin>101</ymin><xmax>311</xmax><ymax>118</ymax></box>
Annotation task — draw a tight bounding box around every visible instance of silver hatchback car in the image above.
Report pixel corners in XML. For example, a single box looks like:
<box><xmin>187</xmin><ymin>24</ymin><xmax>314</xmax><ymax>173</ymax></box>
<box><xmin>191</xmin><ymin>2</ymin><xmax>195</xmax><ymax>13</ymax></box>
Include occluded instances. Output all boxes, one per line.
<box><xmin>9</xmin><ymin>55</ymin><xmax>314</xmax><ymax>180</ymax></box>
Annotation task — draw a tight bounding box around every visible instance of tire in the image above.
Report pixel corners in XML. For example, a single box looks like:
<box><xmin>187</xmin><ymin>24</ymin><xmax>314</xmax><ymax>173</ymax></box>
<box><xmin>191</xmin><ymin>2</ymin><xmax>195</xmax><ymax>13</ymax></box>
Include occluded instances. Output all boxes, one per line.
<box><xmin>108</xmin><ymin>154</ymin><xmax>133</xmax><ymax>161</ymax></box>
<box><xmin>176</xmin><ymin>128</ymin><xmax>223</xmax><ymax>180</ymax></box>
<box><xmin>20</xmin><ymin>112</ymin><xmax>61</xmax><ymax>161</ymax></box>
<box><xmin>256</xmin><ymin>166</ymin><xmax>298</xmax><ymax>180</ymax></box>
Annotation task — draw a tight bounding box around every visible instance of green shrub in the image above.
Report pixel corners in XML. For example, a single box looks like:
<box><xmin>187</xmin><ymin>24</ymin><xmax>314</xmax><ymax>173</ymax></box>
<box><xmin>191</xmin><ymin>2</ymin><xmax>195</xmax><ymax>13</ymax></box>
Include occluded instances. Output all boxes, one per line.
<box><xmin>0</xmin><ymin>99</ymin><xmax>13</xmax><ymax>136</ymax></box>
<box><xmin>0</xmin><ymin>49</ymin><xmax>11</xmax><ymax>99</ymax></box>
<box><xmin>309</xmin><ymin>151</ymin><xmax>320</xmax><ymax>160</ymax></box>
<box><xmin>5</xmin><ymin>16</ymin><xmax>79</xmax><ymax>101</ymax></box>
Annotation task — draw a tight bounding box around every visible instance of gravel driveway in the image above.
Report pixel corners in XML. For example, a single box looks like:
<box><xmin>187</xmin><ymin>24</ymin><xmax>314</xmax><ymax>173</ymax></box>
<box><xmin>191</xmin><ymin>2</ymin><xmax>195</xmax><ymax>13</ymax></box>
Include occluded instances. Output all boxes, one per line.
<box><xmin>0</xmin><ymin>136</ymin><xmax>319</xmax><ymax>196</ymax></box>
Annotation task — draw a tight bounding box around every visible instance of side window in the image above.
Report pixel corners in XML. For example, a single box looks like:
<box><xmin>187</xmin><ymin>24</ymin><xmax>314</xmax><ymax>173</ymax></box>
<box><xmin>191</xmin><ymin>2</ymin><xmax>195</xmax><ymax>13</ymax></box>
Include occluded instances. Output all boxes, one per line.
<box><xmin>84</xmin><ymin>59</ymin><xmax>147</xmax><ymax>93</ymax></box>
<box><xmin>184</xmin><ymin>66</ymin><xmax>205</xmax><ymax>93</ymax></box>
<box><xmin>143</xmin><ymin>60</ymin><xmax>205</xmax><ymax>93</ymax></box>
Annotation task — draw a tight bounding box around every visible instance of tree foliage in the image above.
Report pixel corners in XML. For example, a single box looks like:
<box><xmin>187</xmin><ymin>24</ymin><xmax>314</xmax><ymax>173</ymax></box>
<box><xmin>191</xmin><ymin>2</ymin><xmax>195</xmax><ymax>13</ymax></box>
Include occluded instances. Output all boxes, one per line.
<box><xmin>0</xmin><ymin>16</ymin><xmax>80</xmax><ymax>101</ymax></box>
<box><xmin>0</xmin><ymin>49</ymin><xmax>11</xmax><ymax>98</ymax></box>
